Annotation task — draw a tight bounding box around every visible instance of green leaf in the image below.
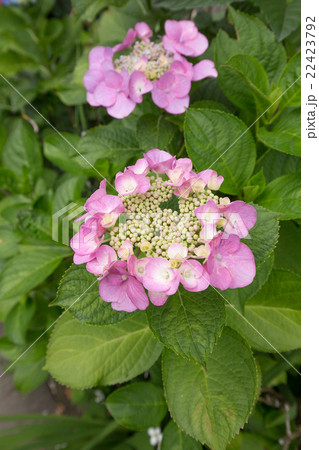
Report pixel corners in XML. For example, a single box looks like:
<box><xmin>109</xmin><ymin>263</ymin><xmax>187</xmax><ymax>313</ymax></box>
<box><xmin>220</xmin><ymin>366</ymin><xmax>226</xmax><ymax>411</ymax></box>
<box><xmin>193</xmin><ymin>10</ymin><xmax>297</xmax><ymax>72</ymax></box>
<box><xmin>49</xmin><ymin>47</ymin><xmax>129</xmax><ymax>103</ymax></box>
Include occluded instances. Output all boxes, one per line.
<box><xmin>226</xmin><ymin>269</ymin><xmax>301</xmax><ymax>352</ymax></box>
<box><xmin>274</xmin><ymin>221</ymin><xmax>300</xmax><ymax>274</ymax></box>
<box><xmin>278</xmin><ymin>52</ymin><xmax>301</xmax><ymax>110</ymax></box>
<box><xmin>45</xmin><ymin>312</ymin><xmax>163</xmax><ymax>389</ymax></box>
<box><xmin>218</xmin><ymin>54</ymin><xmax>270</xmax><ymax>113</ymax></box>
<box><xmin>72</xmin><ymin>0</ymin><xmax>128</xmax><ymax>20</ymax></box>
<box><xmin>53</xmin><ymin>174</ymin><xmax>87</xmax><ymax>214</ymax></box>
<box><xmin>257</xmin><ymin>109</ymin><xmax>301</xmax><ymax>156</ymax></box>
<box><xmin>185</xmin><ymin>109</ymin><xmax>256</xmax><ymax>195</ymax></box>
<box><xmin>162</xmin><ymin>327</ymin><xmax>260</xmax><ymax>449</ymax></box>
<box><xmin>256</xmin><ymin>172</ymin><xmax>301</xmax><ymax>219</ymax></box>
<box><xmin>0</xmin><ymin>246</ymin><xmax>71</xmax><ymax>300</ymax></box>
<box><xmin>243</xmin><ymin>169</ymin><xmax>266</xmax><ymax>203</ymax></box>
<box><xmin>147</xmin><ymin>287</ymin><xmax>225</xmax><ymax>365</ymax></box>
<box><xmin>52</xmin><ymin>264</ymin><xmax>130</xmax><ymax>325</ymax></box>
<box><xmin>243</xmin><ymin>204</ymin><xmax>279</xmax><ymax>266</ymax></box>
<box><xmin>4</xmin><ymin>299</ymin><xmax>35</xmax><ymax>345</ymax></box>
<box><xmin>215</xmin><ymin>7</ymin><xmax>286</xmax><ymax>82</ymax></box>
<box><xmin>56</xmin><ymin>84</ymin><xmax>86</xmax><ymax>106</ymax></box>
<box><xmin>255</xmin><ymin>149</ymin><xmax>301</xmax><ymax>183</ymax></box>
<box><xmin>0</xmin><ymin>227</ymin><xmax>20</xmax><ymax>258</ymax></box>
<box><xmin>0</xmin><ymin>168</ymin><xmax>20</xmax><ymax>194</ymax></box>
<box><xmin>256</xmin><ymin>0</ymin><xmax>301</xmax><ymax>41</ymax></box>
<box><xmin>156</xmin><ymin>0</ymin><xmax>230</xmax><ymax>10</ymax></box>
<box><xmin>43</xmin><ymin>132</ymin><xmax>89</xmax><ymax>175</ymax></box>
<box><xmin>136</xmin><ymin>114</ymin><xmax>176</xmax><ymax>151</ymax></box>
<box><xmin>161</xmin><ymin>420</ymin><xmax>202</xmax><ymax>450</ymax></box>
<box><xmin>2</xmin><ymin>119</ymin><xmax>42</xmax><ymax>182</ymax></box>
<box><xmin>78</xmin><ymin>123</ymin><xmax>141</xmax><ymax>170</ymax></box>
<box><xmin>13</xmin><ymin>339</ymin><xmax>48</xmax><ymax>393</ymax></box>
<box><xmin>106</xmin><ymin>382</ymin><xmax>167</xmax><ymax>430</ymax></box>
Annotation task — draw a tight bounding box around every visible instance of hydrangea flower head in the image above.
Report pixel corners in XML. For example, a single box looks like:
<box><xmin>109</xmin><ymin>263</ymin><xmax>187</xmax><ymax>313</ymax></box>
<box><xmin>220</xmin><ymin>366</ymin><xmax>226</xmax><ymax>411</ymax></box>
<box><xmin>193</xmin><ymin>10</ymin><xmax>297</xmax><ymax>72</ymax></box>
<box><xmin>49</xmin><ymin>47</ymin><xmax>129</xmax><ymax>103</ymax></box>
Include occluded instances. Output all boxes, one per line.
<box><xmin>72</xmin><ymin>150</ymin><xmax>257</xmax><ymax>312</ymax></box>
<box><xmin>83</xmin><ymin>21</ymin><xmax>217</xmax><ymax>118</ymax></box>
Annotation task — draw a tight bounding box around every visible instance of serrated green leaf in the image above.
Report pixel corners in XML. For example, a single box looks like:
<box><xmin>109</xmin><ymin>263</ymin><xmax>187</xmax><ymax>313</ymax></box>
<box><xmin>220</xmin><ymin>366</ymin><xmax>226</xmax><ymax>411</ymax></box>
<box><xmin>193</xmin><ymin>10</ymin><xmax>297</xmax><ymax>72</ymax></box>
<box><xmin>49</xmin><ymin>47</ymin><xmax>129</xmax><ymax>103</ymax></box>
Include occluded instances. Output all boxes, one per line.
<box><xmin>0</xmin><ymin>246</ymin><xmax>71</xmax><ymax>300</ymax></box>
<box><xmin>162</xmin><ymin>327</ymin><xmax>260</xmax><ymax>449</ymax></box>
<box><xmin>52</xmin><ymin>263</ymin><xmax>130</xmax><ymax>325</ymax></box>
<box><xmin>136</xmin><ymin>114</ymin><xmax>176</xmax><ymax>151</ymax></box>
<box><xmin>215</xmin><ymin>7</ymin><xmax>286</xmax><ymax>82</ymax></box>
<box><xmin>243</xmin><ymin>204</ymin><xmax>279</xmax><ymax>266</ymax></box>
<box><xmin>256</xmin><ymin>172</ymin><xmax>301</xmax><ymax>219</ymax></box>
<box><xmin>147</xmin><ymin>287</ymin><xmax>225</xmax><ymax>365</ymax></box>
<box><xmin>185</xmin><ymin>109</ymin><xmax>256</xmax><ymax>195</ymax></box>
<box><xmin>106</xmin><ymin>382</ymin><xmax>167</xmax><ymax>430</ymax></box>
<box><xmin>257</xmin><ymin>110</ymin><xmax>301</xmax><ymax>156</ymax></box>
<box><xmin>77</xmin><ymin>123</ymin><xmax>141</xmax><ymax>170</ymax></box>
<box><xmin>278</xmin><ymin>52</ymin><xmax>301</xmax><ymax>110</ymax></box>
<box><xmin>226</xmin><ymin>269</ymin><xmax>300</xmax><ymax>352</ymax></box>
<box><xmin>218</xmin><ymin>54</ymin><xmax>270</xmax><ymax>113</ymax></box>
<box><xmin>256</xmin><ymin>0</ymin><xmax>301</xmax><ymax>41</ymax></box>
<box><xmin>161</xmin><ymin>421</ymin><xmax>202</xmax><ymax>450</ymax></box>
<box><xmin>45</xmin><ymin>312</ymin><xmax>163</xmax><ymax>389</ymax></box>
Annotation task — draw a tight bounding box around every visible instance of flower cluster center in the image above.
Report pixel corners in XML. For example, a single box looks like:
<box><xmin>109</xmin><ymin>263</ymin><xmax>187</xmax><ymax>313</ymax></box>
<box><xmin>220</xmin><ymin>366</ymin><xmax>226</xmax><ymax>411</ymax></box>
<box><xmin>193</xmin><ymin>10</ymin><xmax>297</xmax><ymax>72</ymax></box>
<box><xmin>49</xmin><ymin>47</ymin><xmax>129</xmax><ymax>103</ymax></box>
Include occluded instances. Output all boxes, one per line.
<box><xmin>109</xmin><ymin>176</ymin><xmax>219</xmax><ymax>258</ymax></box>
<box><xmin>113</xmin><ymin>41</ymin><xmax>174</xmax><ymax>81</ymax></box>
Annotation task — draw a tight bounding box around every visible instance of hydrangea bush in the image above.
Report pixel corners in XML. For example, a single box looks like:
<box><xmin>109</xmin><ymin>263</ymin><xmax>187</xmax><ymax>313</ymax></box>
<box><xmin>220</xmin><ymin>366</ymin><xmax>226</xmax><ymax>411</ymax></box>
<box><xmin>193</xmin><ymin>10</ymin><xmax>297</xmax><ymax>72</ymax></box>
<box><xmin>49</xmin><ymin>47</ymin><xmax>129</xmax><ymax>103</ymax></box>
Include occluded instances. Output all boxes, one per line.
<box><xmin>0</xmin><ymin>1</ymin><xmax>301</xmax><ymax>449</ymax></box>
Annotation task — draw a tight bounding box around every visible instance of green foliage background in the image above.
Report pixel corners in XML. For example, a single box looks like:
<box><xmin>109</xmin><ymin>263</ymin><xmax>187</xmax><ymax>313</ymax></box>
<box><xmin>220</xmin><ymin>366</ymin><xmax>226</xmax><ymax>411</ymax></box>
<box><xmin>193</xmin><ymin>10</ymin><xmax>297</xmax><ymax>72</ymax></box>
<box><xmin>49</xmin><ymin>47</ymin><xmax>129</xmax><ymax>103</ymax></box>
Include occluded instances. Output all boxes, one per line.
<box><xmin>0</xmin><ymin>0</ymin><xmax>301</xmax><ymax>449</ymax></box>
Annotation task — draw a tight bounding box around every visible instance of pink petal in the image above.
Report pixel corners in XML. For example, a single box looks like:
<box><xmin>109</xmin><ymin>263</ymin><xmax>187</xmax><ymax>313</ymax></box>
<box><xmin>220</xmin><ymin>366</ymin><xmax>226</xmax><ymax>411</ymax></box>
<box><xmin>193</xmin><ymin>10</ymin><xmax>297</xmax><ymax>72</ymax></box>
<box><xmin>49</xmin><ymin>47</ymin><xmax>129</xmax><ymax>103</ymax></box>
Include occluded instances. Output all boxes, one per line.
<box><xmin>128</xmin><ymin>158</ymin><xmax>149</xmax><ymax>175</ymax></box>
<box><xmin>164</xmin><ymin>20</ymin><xmax>182</xmax><ymax>41</ymax></box>
<box><xmin>115</xmin><ymin>170</ymin><xmax>138</xmax><ymax>195</ymax></box>
<box><xmin>183</xmin><ymin>33</ymin><xmax>209</xmax><ymax>57</ymax></box>
<box><xmin>192</xmin><ymin>60</ymin><xmax>218</xmax><ymax>81</ymax></box>
<box><xmin>144</xmin><ymin>149</ymin><xmax>175</xmax><ymax>173</ymax></box>
<box><xmin>171</xmin><ymin>74</ymin><xmax>191</xmax><ymax>98</ymax></box>
<box><xmin>99</xmin><ymin>277</ymin><xmax>123</xmax><ymax>303</ymax></box>
<box><xmin>135</xmin><ymin>22</ymin><xmax>153</xmax><ymax>40</ymax></box>
<box><xmin>89</xmin><ymin>46</ymin><xmax>113</xmax><ymax>69</ymax></box>
<box><xmin>107</xmin><ymin>93</ymin><xmax>136</xmax><ymax>119</ymax></box>
<box><xmin>104</xmin><ymin>70</ymin><xmax>123</xmax><ymax>89</ymax></box>
<box><xmin>129</xmin><ymin>70</ymin><xmax>153</xmax><ymax>103</ymax></box>
<box><xmin>94</xmin><ymin>82</ymin><xmax>117</xmax><ymax>107</ymax></box>
<box><xmin>113</xmin><ymin>28</ymin><xmax>136</xmax><ymax>53</ymax></box>
<box><xmin>179</xmin><ymin>20</ymin><xmax>198</xmax><ymax>41</ymax></box>
<box><xmin>224</xmin><ymin>242</ymin><xmax>256</xmax><ymax>289</ymax></box>
<box><xmin>170</xmin><ymin>59</ymin><xmax>193</xmax><ymax>78</ymax></box>
<box><xmin>87</xmin><ymin>92</ymin><xmax>100</xmax><ymax>107</ymax></box>
<box><xmin>148</xmin><ymin>291</ymin><xmax>168</xmax><ymax>306</ymax></box>
<box><xmin>223</xmin><ymin>201</ymin><xmax>257</xmax><ymax>238</ymax></box>
<box><xmin>151</xmin><ymin>84</ymin><xmax>169</xmax><ymax>109</ymax></box>
<box><xmin>74</xmin><ymin>252</ymin><xmax>96</xmax><ymax>265</ymax></box>
<box><xmin>162</xmin><ymin>35</ymin><xmax>178</xmax><ymax>55</ymax></box>
<box><xmin>83</xmin><ymin>69</ymin><xmax>104</xmax><ymax>92</ymax></box>
<box><xmin>127</xmin><ymin>277</ymin><xmax>149</xmax><ymax>310</ymax></box>
<box><xmin>165</xmin><ymin>95</ymin><xmax>189</xmax><ymax>114</ymax></box>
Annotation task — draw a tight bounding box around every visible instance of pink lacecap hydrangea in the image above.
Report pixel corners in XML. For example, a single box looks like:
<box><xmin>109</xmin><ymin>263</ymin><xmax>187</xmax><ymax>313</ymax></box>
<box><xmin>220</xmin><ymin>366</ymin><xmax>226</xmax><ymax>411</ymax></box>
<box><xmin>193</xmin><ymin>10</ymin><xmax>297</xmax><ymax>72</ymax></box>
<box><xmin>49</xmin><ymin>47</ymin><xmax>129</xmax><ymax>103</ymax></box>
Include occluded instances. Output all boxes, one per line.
<box><xmin>83</xmin><ymin>20</ymin><xmax>218</xmax><ymax>118</ymax></box>
<box><xmin>72</xmin><ymin>149</ymin><xmax>257</xmax><ymax>312</ymax></box>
